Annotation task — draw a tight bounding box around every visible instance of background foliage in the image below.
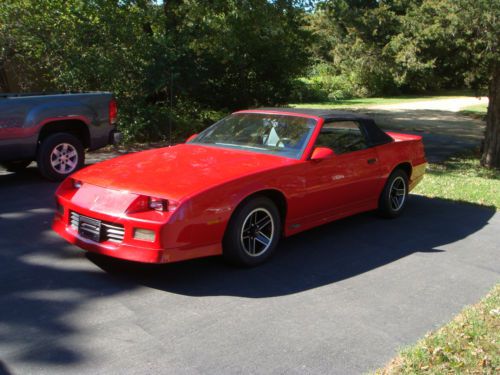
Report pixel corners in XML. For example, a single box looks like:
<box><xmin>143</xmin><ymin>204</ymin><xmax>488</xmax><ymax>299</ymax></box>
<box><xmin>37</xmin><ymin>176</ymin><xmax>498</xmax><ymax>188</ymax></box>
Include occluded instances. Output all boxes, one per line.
<box><xmin>301</xmin><ymin>0</ymin><xmax>498</xmax><ymax>101</ymax></box>
<box><xmin>0</xmin><ymin>0</ymin><xmax>498</xmax><ymax>148</ymax></box>
<box><xmin>0</xmin><ymin>0</ymin><xmax>311</xmax><ymax>142</ymax></box>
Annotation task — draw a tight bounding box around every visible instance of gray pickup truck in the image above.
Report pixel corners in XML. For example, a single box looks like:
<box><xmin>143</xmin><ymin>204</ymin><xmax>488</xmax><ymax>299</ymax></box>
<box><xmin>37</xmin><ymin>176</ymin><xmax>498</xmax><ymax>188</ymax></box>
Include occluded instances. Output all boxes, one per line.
<box><xmin>0</xmin><ymin>92</ymin><xmax>120</xmax><ymax>180</ymax></box>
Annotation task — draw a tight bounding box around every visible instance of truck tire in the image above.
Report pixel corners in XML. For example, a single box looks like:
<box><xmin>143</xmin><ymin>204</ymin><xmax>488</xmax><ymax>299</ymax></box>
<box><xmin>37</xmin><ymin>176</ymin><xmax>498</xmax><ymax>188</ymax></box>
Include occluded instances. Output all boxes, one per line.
<box><xmin>37</xmin><ymin>133</ymin><xmax>85</xmax><ymax>181</ymax></box>
<box><xmin>0</xmin><ymin>160</ymin><xmax>31</xmax><ymax>173</ymax></box>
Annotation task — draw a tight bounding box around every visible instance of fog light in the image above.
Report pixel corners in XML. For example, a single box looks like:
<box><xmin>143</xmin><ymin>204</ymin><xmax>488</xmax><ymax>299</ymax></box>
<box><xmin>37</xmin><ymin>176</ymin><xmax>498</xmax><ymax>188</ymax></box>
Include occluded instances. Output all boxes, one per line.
<box><xmin>133</xmin><ymin>228</ymin><xmax>156</xmax><ymax>242</ymax></box>
<box><xmin>73</xmin><ymin>180</ymin><xmax>82</xmax><ymax>189</ymax></box>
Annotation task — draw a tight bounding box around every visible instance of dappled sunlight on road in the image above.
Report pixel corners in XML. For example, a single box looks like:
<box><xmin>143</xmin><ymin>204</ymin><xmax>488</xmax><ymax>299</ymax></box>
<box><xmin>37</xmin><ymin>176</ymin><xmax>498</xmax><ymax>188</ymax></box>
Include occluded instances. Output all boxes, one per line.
<box><xmin>0</xmin><ymin>157</ymin><xmax>498</xmax><ymax>374</ymax></box>
<box><xmin>366</xmin><ymin>109</ymin><xmax>484</xmax><ymax>140</ymax></box>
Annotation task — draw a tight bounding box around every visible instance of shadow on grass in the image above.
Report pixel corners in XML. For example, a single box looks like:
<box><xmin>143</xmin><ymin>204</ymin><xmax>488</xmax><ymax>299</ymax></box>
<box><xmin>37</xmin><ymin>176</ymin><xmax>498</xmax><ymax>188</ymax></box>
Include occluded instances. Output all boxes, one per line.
<box><xmin>423</xmin><ymin>147</ymin><xmax>498</xmax><ymax>176</ymax></box>
<box><xmin>458</xmin><ymin>110</ymin><xmax>487</xmax><ymax>121</ymax></box>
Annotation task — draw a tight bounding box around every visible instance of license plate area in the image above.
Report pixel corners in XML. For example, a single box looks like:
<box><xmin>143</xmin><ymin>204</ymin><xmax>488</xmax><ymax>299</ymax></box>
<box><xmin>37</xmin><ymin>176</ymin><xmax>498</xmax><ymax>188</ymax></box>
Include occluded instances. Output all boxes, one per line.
<box><xmin>78</xmin><ymin>215</ymin><xmax>102</xmax><ymax>242</ymax></box>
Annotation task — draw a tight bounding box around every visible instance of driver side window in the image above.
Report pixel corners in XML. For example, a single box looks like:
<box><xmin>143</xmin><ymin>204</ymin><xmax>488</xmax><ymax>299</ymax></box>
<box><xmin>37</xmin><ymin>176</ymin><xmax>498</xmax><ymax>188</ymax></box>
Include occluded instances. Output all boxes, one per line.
<box><xmin>315</xmin><ymin>121</ymin><xmax>368</xmax><ymax>154</ymax></box>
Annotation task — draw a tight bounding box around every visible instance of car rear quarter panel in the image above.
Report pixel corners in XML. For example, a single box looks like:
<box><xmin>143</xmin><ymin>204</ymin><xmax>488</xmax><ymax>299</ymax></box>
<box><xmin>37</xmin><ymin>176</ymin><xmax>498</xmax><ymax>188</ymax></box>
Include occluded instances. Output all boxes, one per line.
<box><xmin>376</xmin><ymin>132</ymin><xmax>427</xmax><ymax>189</ymax></box>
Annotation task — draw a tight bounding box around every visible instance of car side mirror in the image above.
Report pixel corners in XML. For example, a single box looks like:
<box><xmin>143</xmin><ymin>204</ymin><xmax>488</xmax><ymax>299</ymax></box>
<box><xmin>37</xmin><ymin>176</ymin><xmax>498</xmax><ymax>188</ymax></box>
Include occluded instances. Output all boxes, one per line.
<box><xmin>310</xmin><ymin>147</ymin><xmax>335</xmax><ymax>161</ymax></box>
<box><xmin>186</xmin><ymin>133</ymin><xmax>198</xmax><ymax>143</ymax></box>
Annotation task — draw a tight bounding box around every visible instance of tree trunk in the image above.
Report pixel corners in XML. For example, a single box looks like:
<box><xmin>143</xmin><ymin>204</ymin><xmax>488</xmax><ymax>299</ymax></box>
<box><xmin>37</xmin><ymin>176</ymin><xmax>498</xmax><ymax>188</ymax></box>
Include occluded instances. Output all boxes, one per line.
<box><xmin>481</xmin><ymin>64</ymin><xmax>500</xmax><ymax>169</ymax></box>
<box><xmin>0</xmin><ymin>66</ymin><xmax>11</xmax><ymax>92</ymax></box>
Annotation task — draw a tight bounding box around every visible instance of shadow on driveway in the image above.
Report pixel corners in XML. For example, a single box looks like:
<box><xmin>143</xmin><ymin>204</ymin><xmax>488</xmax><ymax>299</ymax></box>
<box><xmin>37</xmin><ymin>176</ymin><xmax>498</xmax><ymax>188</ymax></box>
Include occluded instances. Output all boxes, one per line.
<box><xmin>90</xmin><ymin>195</ymin><xmax>495</xmax><ymax>298</ymax></box>
<box><xmin>0</xmin><ymin>170</ymin><xmax>496</xmax><ymax>368</ymax></box>
<box><xmin>359</xmin><ymin>108</ymin><xmax>485</xmax><ymax>162</ymax></box>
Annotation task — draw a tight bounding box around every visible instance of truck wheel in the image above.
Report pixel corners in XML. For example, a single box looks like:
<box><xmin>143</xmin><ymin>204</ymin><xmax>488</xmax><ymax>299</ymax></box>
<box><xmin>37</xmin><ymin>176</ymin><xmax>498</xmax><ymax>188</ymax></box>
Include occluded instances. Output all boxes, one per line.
<box><xmin>37</xmin><ymin>133</ymin><xmax>84</xmax><ymax>181</ymax></box>
<box><xmin>0</xmin><ymin>160</ymin><xmax>31</xmax><ymax>173</ymax></box>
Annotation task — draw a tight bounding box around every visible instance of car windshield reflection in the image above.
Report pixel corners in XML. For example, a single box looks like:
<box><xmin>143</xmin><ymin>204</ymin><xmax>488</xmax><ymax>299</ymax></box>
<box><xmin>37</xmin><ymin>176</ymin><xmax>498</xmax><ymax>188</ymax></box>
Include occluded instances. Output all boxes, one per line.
<box><xmin>190</xmin><ymin>113</ymin><xmax>317</xmax><ymax>159</ymax></box>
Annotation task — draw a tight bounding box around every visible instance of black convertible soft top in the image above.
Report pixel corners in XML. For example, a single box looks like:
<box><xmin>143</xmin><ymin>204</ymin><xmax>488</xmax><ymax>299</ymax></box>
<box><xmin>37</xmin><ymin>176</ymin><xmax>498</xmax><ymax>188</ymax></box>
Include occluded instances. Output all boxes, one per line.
<box><xmin>252</xmin><ymin>107</ymin><xmax>393</xmax><ymax>146</ymax></box>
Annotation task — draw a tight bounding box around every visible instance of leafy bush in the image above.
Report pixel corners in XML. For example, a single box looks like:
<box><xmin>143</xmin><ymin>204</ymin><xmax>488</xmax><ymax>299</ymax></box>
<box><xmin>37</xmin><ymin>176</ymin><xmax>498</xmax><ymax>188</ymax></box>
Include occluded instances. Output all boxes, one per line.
<box><xmin>0</xmin><ymin>0</ymin><xmax>311</xmax><ymax>142</ymax></box>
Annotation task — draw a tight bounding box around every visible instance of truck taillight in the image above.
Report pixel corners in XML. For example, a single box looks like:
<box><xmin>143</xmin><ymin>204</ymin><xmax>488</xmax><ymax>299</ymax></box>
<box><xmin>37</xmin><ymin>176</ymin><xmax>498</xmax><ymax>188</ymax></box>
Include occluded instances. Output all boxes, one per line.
<box><xmin>109</xmin><ymin>98</ymin><xmax>117</xmax><ymax>125</ymax></box>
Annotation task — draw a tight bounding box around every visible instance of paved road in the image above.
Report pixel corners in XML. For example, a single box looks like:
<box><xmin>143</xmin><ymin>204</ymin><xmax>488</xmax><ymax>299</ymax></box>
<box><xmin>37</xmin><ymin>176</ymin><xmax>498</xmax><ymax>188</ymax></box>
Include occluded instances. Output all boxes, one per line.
<box><xmin>0</xmin><ymin>97</ymin><xmax>497</xmax><ymax>374</ymax></box>
<box><xmin>0</xmin><ymin>169</ymin><xmax>499</xmax><ymax>374</ymax></box>
<box><xmin>360</xmin><ymin>97</ymin><xmax>487</xmax><ymax>163</ymax></box>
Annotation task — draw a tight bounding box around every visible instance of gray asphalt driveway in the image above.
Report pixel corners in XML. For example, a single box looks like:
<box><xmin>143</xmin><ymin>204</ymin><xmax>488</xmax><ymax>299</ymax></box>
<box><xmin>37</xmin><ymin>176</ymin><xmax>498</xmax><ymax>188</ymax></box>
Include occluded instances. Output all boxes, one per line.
<box><xmin>0</xmin><ymin>169</ymin><xmax>498</xmax><ymax>374</ymax></box>
<box><xmin>366</xmin><ymin>108</ymin><xmax>485</xmax><ymax>163</ymax></box>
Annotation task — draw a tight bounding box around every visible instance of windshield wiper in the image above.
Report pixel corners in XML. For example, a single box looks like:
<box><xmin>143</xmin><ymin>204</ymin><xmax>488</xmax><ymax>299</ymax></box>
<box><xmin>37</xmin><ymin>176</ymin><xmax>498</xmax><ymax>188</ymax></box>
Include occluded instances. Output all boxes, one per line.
<box><xmin>214</xmin><ymin>142</ymin><xmax>268</xmax><ymax>151</ymax></box>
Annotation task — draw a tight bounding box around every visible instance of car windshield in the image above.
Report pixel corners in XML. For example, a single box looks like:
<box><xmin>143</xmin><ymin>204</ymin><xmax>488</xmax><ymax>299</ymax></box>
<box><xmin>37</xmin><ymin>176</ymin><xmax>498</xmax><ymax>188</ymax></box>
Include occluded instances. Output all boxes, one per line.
<box><xmin>190</xmin><ymin>113</ymin><xmax>317</xmax><ymax>159</ymax></box>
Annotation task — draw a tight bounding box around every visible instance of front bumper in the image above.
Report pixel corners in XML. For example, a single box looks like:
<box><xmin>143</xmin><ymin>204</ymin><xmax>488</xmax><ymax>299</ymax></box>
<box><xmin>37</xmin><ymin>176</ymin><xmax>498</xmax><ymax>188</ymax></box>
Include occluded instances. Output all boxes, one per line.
<box><xmin>53</xmin><ymin>216</ymin><xmax>167</xmax><ymax>263</ymax></box>
<box><xmin>52</xmin><ymin>181</ymin><xmax>224</xmax><ymax>264</ymax></box>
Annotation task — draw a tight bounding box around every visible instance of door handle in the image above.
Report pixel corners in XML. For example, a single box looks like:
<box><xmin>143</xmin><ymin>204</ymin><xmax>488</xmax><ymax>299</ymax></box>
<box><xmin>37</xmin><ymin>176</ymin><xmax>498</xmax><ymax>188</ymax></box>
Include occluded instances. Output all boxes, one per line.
<box><xmin>367</xmin><ymin>158</ymin><xmax>377</xmax><ymax>164</ymax></box>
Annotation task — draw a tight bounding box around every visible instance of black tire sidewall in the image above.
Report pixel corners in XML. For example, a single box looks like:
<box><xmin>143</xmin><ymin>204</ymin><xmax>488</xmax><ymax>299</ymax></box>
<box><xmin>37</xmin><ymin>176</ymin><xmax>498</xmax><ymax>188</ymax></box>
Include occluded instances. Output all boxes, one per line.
<box><xmin>379</xmin><ymin>169</ymin><xmax>409</xmax><ymax>218</ymax></box>
<box><xmin>223</xmin><ymin>196</ymin><xmax>282</xmax><ymax>266</ymax></box>
<box><xmin>37</xmin><ymin>133</ymin><xmax>85</xmax><ymax>181</ymax></box>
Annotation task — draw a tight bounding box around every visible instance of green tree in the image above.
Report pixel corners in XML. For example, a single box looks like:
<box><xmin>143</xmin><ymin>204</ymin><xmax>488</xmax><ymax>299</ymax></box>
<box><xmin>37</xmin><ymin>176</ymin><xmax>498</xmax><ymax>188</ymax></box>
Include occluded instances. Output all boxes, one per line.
<box><xmin>391</xmin><ymin>0</ymin><xmax>500</xmax><ymax>168</ymax></box>
<box><xmin>311</xmin><ymin>0</ymin><xmax>500</xmax><ymax>168</ymax></box>
<box><xmin>0</xmin><ymin>0</ymin><xmax>312</xmax><ymax>141</ymax></box>
<box><xmin>309</xmin><ymin>0</ymin><xmax>415</xmax><ymax>97</ymax></box>
<box><xmin>0</xmin><ymin>0</ymin><xmax>171</xmax><ymax>140</ymax></box>
<box><xmin>162</xmin><ymin>0</ymin><xmax>312</xmax><ymax>109</ymax></box>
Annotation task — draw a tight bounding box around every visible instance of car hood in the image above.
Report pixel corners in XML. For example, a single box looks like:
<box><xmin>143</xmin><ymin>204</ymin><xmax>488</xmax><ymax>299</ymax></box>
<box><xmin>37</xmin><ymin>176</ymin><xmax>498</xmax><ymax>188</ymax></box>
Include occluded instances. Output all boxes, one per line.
<box><xmin>73</xmin><ymin>144</ymin><xmax>296</xmax><ymax>201</ymax></box>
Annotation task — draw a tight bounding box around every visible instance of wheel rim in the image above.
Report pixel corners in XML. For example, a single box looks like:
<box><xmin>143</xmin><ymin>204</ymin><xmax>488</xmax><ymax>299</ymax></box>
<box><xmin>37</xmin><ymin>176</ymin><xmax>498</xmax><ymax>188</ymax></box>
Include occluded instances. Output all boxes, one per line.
<box><xmin>50</xmin><ymin>143</ymin><xmax>78</xmax><ymax>174</ymax></box>
<box><xmin>389</xmin><ymin>176</ymin><xmax>406</xmax><ymax>211</ymax></box>
<box><xmin>240</xmin><ymin>208</ymin><xmax>275</xmax><ymax>257</ymax></box>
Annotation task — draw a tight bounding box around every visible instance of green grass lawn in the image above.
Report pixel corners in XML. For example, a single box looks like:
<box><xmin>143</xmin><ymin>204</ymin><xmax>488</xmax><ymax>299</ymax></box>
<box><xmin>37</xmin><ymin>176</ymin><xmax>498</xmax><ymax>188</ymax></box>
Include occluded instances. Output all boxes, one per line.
<box><xmin>374</xmin><ymin>284</ymin><xmax>500</xmax><ymax>374</ymax></box>
<box><xmin>413</xmin><ymin>151</ymin><xmax>500</xmax><ymax>209</ymax></box>
<box><xmin>291</xmin><ymin>92</ymin><xmax>480</xmax><ymax>109</ymax></box>
<box><xmin>459</xmin><ymin>103</ymin><xmax>488</xmax><ymax>119</ymax></box>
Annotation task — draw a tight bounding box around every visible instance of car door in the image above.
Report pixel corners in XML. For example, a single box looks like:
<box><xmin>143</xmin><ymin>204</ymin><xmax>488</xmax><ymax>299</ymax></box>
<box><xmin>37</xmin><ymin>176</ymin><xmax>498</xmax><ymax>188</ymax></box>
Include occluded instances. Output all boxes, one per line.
<box><xmin>297</xmin><ymin>120</ymin><xmax>382</xmax><ymax>223</ymax></box>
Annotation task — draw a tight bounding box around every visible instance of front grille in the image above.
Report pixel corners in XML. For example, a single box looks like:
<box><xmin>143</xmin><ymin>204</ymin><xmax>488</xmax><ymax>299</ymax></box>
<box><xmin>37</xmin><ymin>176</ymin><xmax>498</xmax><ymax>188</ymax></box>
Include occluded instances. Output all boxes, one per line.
<box><xmin>101</xmin><ymin>222</ymin><xmax>125</xmax><ymax>243</ymax></box>
<box><xmin>70</xmin><ymin>211</ymin><xmax>125</xmax><ymax>243</ymax></box>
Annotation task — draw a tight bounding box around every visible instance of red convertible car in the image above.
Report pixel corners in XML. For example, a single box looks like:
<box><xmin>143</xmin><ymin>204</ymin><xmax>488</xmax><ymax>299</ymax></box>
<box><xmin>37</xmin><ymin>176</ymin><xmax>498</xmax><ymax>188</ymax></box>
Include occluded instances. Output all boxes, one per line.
<box><xmin>53</xmin><ymin>108</ymin><xmax>427</xmax><ymax>266</ymax></box>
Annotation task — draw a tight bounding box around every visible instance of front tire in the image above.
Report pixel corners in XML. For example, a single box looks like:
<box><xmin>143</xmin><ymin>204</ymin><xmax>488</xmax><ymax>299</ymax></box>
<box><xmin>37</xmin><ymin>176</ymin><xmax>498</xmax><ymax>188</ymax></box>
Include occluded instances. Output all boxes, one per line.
<box><xmin>223</xmin><ymin>196</ymin><xmax>282</xmax><ymax>266</ymax></box>
<box><xmin>37</xmin><ymin>133</ymin><xmax>85</xmax><ymax>181</ymax></box>
<box><xmin>378</xmin><ymin>169</ymin><xmax>409</xmax><ymax>218</ymax></box>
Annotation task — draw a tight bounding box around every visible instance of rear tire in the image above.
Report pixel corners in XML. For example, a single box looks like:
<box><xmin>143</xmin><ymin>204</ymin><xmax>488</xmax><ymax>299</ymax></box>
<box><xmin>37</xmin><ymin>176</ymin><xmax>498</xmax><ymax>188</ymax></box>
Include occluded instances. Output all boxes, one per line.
<box><xmin>378</xmin><ymin>169</ymin><xmax>409</xmax><ymax>218</ymax></box>
<box><xmin>223</xmin><ymin>196</ymin><xmax>282</xmax><ymax>267</ymax></box>
<box><xmin>0</xmin><ymin>160</ymin><xmax>31</xmax><ymax>173</ymax></box>
<box><xmin>37</xmin><ymin>133</ymin><xmax>85</xmax><ymax>181</ymax></box>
